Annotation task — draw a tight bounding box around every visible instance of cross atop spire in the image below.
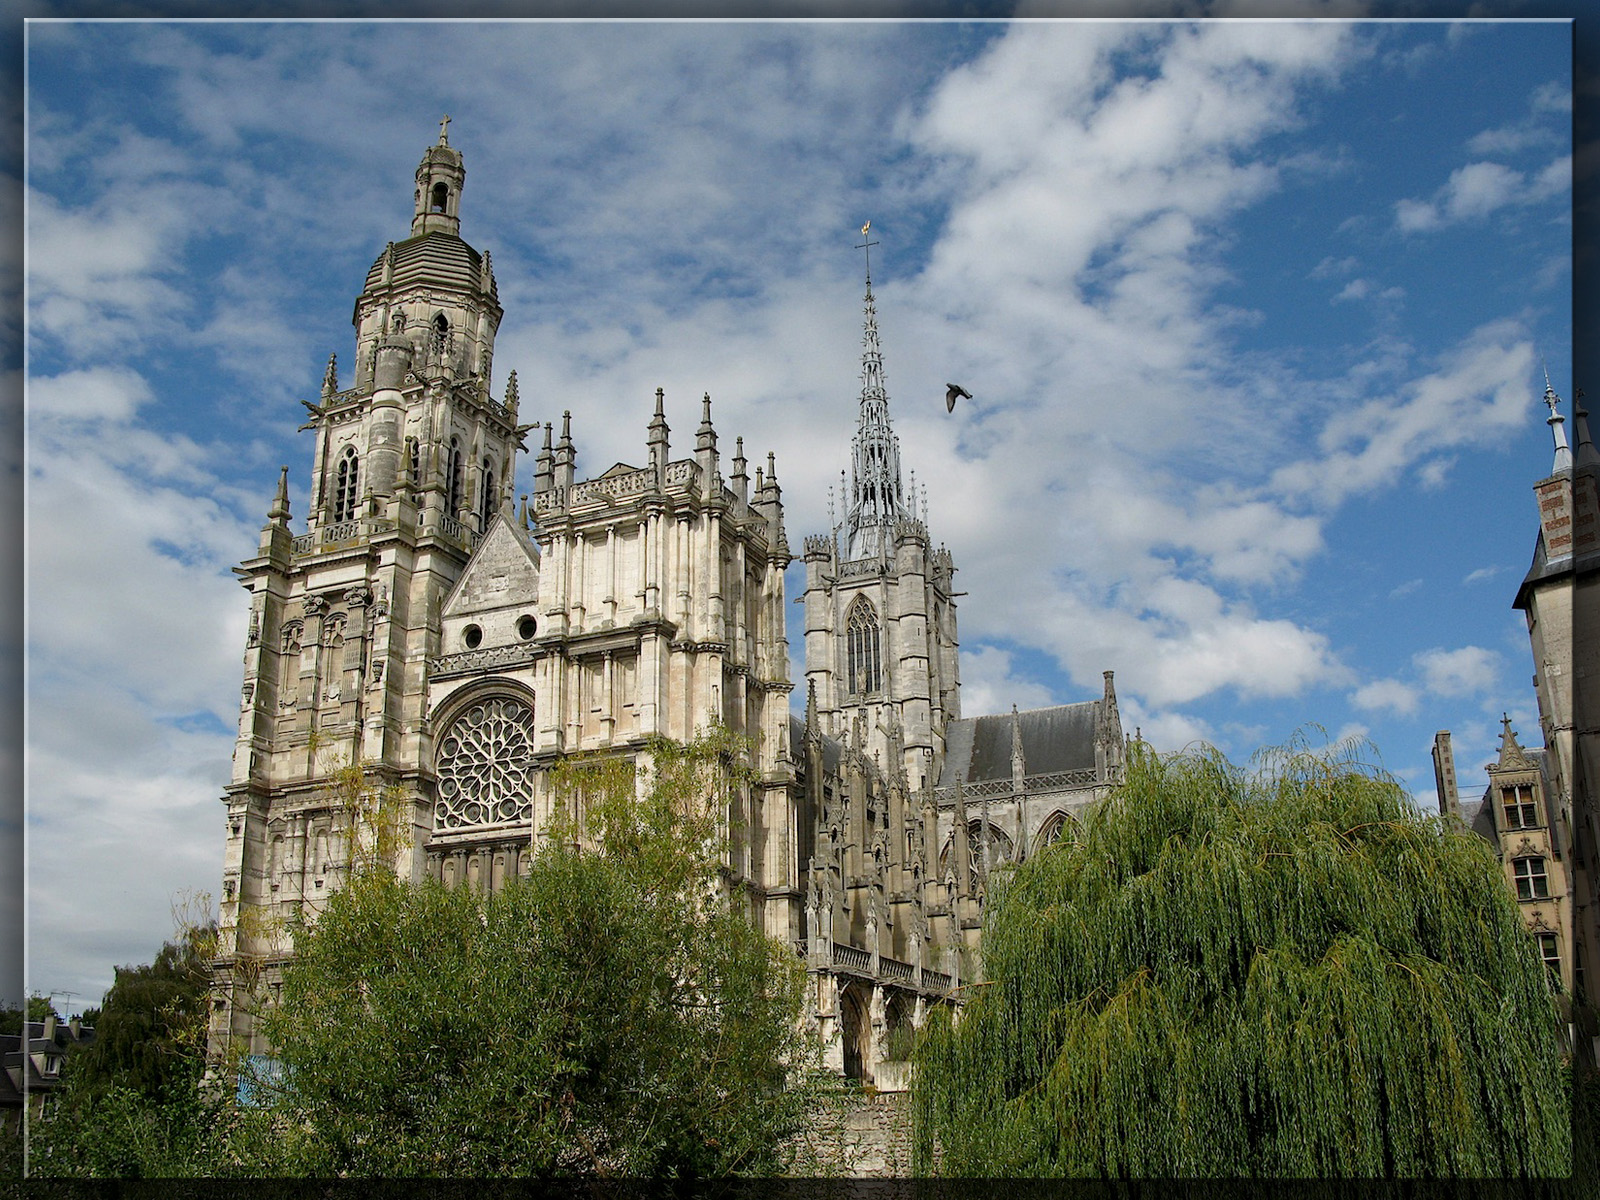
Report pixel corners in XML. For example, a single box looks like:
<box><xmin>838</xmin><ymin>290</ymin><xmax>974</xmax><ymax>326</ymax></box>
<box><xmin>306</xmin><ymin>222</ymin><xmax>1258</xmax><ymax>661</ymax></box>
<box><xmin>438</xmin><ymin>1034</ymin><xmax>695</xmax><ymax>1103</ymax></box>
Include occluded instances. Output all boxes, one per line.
<box><xmin>439</xmin><ymin>114</ymin><xmax>451</xmax><ymax>145</ymax></box>
<box><xmin>856</xmin><ymin>220</ymin><xmax>879</xmax><ymax>288</ymax></box>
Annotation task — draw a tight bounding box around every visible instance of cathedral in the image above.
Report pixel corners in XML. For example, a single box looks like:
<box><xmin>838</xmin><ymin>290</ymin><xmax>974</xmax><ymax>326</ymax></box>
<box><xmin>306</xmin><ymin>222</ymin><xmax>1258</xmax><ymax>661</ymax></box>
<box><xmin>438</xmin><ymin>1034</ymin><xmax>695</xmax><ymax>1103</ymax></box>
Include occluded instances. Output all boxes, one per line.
<box><xmin>210</xmin><ymin>127</ymin><xmax>1126</xmax><ymax>1082</ymax></box>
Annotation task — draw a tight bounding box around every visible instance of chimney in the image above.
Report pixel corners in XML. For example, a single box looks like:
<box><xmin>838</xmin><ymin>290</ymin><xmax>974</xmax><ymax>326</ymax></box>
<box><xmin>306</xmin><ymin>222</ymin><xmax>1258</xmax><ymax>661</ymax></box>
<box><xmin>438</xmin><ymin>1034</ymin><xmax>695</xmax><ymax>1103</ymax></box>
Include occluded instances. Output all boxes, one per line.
<box><xmin>1432</xmin><ymin>731</ymin><xmax>1462</xmax><ymax>825</ymax></box>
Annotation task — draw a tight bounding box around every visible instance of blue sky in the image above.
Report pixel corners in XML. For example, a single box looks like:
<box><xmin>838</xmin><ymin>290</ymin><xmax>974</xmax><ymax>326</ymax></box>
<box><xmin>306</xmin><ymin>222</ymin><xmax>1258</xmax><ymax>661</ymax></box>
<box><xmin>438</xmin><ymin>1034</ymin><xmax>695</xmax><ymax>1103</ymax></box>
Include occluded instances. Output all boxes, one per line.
<box><xmin>21</xmin><ymin>19</ymin><xmax>1572</xmax><ymax>1011</ymax></box>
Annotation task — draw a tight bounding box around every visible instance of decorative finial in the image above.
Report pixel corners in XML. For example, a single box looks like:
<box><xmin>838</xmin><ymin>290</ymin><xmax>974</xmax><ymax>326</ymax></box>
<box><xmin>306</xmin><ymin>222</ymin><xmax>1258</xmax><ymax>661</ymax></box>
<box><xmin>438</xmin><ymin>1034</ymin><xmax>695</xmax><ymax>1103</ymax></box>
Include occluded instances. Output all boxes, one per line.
<box><xmin>856</xmin><ymin>219</ymin><xmax>879</xmax><ymax>289</ymax></box>
<box><xmin>268</xmin><ymin>465</ymin><xmax>291</xmax><ymax>524</ymax></box>
<box><xmin>1545</xmin><ymin>373</ymin><xmax>1573</xmax><ymax>473</ymax></box>
<box><xmin>439</xmin><ymin>114</ymin><xmax>451</xmax><ymax>145</ymax></box>
<box><xmin>702</xmin><ymin>392</ymin><xmax>713</xmax><ymax>425</ymax></box>
<box><xmin>655</xmin><ymin>386</ymin><xmax>665</xmax><ymax>416</ymax></box>
<box><xmin>322</xmin><ymin>353</ymin><xmax>338</xmax><ymax>397</ymax></box>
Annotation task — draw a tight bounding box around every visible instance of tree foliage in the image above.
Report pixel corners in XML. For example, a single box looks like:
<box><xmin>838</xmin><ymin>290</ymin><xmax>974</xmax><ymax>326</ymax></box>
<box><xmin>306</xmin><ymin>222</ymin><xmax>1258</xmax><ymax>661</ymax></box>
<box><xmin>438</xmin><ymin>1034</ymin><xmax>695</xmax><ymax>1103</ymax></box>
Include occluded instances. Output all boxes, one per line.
<box><xmin>249</xmin><ymin>728</ymin><xmax>828</xmax><ymax>1177</ymax></box>
<box><xmin>0</xmin><ymin>996</ymin><xmax>61</xmax><ymax>1036</ymax></box>
<box><xmin>67</xmin><ymin>922</ymin><xmax>215</xmax><ymax>1103</ymax></box>
<box><xmin>912</xmin><ymin>736</ymin><xmax>1572</xmax><ymax>1177</ymax></box>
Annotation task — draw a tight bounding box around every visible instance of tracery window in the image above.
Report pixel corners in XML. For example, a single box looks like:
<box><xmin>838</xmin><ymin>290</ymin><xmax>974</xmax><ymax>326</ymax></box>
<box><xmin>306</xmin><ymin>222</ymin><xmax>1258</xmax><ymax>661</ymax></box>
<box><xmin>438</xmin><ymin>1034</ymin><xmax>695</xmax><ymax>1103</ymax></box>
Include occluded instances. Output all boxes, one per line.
<box><xmin>435</xmin><ymin>696</ymin><xmax>537</xmax><ymax>830</ymax></box>
<box><xmin>846</xmin><ymin>597</ymin><xmax>881</xmax><ymax>696</ymax></box>
<box><xmin>1037</xmin><ymin>810</ymin><xmax>1079</xmax><ymax>852</ymax></box>
<box><xmin>1513</xmin><ymin>855</ymin><xmax>1549</xmax><ymax>901</ymax></box>
<box><xmin>333</xmin><ymin>447</ymin><xmax>360</xmax><ymax>522</ymax></box>
<box><xmin>1502</xmin><ymin>784</ymin><xmax>1538</xmax><ymax>830</ymax></box>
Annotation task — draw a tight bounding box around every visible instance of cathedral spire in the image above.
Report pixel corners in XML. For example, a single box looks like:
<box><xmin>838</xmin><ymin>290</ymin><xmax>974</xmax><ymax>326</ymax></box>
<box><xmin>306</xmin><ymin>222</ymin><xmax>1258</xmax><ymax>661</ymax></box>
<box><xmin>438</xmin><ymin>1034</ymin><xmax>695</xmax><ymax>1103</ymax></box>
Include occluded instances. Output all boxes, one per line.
<box><xmin>843</xmin><ymin>230</ymin><xmax>911</xmax><ymax>560</ymax></box>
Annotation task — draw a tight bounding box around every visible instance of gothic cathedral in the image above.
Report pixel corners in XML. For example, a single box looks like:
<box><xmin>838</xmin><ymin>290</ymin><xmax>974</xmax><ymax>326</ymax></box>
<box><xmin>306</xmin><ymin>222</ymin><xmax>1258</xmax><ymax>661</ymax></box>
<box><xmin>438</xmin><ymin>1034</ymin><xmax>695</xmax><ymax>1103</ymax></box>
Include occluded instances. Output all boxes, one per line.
<box><xmin>212</xmin><ymin>128</ymin><xmax>1126</xmax><ymax>1082</ymax></box>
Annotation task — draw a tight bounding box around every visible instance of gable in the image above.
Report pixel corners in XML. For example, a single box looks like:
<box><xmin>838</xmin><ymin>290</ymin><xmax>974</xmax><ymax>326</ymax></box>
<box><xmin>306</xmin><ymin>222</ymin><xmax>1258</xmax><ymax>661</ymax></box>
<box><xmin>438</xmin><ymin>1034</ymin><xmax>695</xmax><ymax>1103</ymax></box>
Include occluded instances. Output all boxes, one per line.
<box><xmin>441</xmin><ymin>513</ymin><xmax>541</xmax><ymax>618</ymax></box>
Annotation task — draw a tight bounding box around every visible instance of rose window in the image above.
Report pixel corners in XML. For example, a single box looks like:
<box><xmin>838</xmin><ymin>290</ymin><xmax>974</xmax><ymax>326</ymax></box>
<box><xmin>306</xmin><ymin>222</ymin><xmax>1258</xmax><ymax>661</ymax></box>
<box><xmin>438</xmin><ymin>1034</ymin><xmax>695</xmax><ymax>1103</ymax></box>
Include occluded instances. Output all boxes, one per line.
<box><xmin>435</xmin><ymin>697</ymin><xmax>536</xmax><ymax>830</ymax></box>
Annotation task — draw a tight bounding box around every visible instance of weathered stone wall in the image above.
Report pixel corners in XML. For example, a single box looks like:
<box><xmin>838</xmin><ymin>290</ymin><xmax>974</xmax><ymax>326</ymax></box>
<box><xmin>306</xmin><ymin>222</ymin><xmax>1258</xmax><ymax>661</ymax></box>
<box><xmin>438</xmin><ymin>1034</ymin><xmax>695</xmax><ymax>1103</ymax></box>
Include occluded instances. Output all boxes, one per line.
<box><xmin>817</xmin><ymin>1088</ymin><xmax>913</xmax><ymax>1178</ymax></box>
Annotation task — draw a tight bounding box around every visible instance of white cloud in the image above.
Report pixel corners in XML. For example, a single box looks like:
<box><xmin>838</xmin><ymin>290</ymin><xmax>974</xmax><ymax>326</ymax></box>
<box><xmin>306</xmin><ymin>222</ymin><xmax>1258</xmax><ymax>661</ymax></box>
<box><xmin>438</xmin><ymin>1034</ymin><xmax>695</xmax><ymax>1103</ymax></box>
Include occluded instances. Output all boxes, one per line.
<box><xmin>1271</xmin><ymin>319</ymin><xmax>1534</xmax><ymax>508</ymax></box>
<box><xmin>1394</xmin><ymin>153</ymin><xmax>1570</xmax><ymax>233</ymax></box>
<box><xmin>1352</xmin><ymin>678</ymin><xmax>1420</xmax><ymax>716</ymax></box>
<box><xmin>1309</xmin><ymin>255</ymin><xmax>1358</xmax><ymax>279</ymax></box>
<box><xmin>1415</xmin><ymin>645</ymin><xmax>1500</xmax><ymax>698</ymax></box>
<box><xmin>1463</xmin><ymin>565</ymin><xmax>1502</xmax><ymax>585</ymax></box>
<box><xmin>959</xmin><ymin>645</ymin><xmax>1056</xmax><ymax>719</ymax></box>
<box><xmin>1332</xmin><ymin>278</ymin><xmax>1370</xmax><ymax>303</ymax></box>
<box><xmin>1389</xmin><ymin>578</ymin><xmax>1423</xmax><ymax>599</ymax></box>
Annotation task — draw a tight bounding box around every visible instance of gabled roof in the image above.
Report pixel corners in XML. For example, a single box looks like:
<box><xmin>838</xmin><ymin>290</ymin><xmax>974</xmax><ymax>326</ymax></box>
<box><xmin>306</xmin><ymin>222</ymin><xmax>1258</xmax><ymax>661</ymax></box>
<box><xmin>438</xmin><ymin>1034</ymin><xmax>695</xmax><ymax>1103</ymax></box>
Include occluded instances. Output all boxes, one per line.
<box><xmin>938</xmin><ymin>702</ymin><xmax>1102</xmax><ymax>788</ymax></box>
<box><xmin>441</xmin><ymin>510</ymin><xmax>541</xmax><ymax>619</ymax></box>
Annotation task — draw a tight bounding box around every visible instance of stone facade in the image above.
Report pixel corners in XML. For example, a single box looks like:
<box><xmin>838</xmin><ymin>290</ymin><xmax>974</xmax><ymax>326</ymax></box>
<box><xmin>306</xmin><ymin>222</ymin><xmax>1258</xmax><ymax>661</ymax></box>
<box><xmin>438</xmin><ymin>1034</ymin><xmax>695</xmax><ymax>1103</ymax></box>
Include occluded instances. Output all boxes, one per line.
<box><xmin>1434</xmin><ymin>379</ymin><xmax>1600</xmax><ymax>1061</ymax></box>
<box><xmin>210</xmin><ymin>129</ymin><xmax>1126</xmax><ymax>1077</ymax></box>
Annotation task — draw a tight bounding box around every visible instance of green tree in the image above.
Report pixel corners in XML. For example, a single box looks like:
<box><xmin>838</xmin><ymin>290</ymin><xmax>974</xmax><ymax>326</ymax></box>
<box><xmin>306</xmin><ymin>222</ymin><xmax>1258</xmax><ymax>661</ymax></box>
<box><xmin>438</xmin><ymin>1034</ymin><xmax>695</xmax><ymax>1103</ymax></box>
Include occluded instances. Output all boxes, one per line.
<box><xmin>0</xmin><ymin>996</ymin><xmax>61</xmax><ymax>1036</ymax></box>
<box><xmin>912</xmin><ymin>735</ymin><xmax>1572</xmax><ymax>1177</ymax></box>
<box><xmin>67</xmin><ymin>922</ymin><xmax>215</xmax><ymax>1103</ymax></box>
<box><xmin>250</xmin><ymin>728</ymin><xmax>830</xmax><ymax>1177</ymax></box>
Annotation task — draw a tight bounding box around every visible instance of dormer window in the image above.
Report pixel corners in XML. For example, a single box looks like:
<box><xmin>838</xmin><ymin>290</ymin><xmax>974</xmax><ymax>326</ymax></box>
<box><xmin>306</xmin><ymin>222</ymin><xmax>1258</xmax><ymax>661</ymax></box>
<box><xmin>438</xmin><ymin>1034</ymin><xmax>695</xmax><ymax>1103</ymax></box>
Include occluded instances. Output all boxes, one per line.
<box><xmin>431</xmin><ymin>182</ymin><xmax>449</xmax><ymax>213</ymax></box>
<box><xmin>1502</xmin><ymin>784</ymin><xmax>1538</xmax><ymax>830</ymax></box>
<box><xmin>333</xmin><ymin>446</ymin><xmax>360</xmax><ymax>523</ymax></box>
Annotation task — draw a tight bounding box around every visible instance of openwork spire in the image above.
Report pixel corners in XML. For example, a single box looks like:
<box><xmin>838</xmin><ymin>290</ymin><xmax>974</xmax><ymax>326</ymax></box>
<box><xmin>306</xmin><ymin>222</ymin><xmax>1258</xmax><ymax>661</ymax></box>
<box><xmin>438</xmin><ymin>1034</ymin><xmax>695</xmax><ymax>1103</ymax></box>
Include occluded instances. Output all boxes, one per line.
<box><xmin>844</xmin><ymin>230</ymin><xmax>911</xmax><ymax>560</ymax></box>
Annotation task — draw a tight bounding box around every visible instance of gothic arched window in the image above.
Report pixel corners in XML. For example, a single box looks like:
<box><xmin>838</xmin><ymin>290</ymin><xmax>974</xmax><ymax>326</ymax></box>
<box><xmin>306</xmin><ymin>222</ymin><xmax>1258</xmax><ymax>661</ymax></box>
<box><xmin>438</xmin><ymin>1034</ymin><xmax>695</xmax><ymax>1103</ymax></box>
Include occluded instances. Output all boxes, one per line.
<box><xmin>404</xmin><ymin>437</ymin><xmax>419</xmax><ymax>488</ymax></box>
<box><xmin>846</xmin><ymin>597</ymin><xmax>881</xmax><ymax>696</ymax></box>
<box><xmin>431</xmin><ymin>182</ymin><xmax>449</xmax><ymax>213</ymax></box>
<box><xmin>333</xmin><ymin>447</ymin><xmax>359</xmax><ymax>523</ymax></box>
<box><xmin>435</xmin><ymin>695</ymin><xmax>537</xmax><ymax>830</ymax></box>
<box><xmin>479</xmin><ymin>457</ymin><xmax>496</xmax><ymax>528</ymax></box>
<box><xmin>447</xmin><ymin>437</ymin><xmax>464</xmax><ymax>515</ymax></box>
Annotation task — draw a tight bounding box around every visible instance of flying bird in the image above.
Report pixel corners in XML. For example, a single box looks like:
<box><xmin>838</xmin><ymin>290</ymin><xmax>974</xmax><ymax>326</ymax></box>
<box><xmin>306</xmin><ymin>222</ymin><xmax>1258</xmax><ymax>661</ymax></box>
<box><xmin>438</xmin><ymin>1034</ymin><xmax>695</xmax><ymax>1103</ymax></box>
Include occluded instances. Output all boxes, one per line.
<box><xmin>945</xmin><ymin>383</ymin><xmax>972</xmax><ymax>413</ymax></box>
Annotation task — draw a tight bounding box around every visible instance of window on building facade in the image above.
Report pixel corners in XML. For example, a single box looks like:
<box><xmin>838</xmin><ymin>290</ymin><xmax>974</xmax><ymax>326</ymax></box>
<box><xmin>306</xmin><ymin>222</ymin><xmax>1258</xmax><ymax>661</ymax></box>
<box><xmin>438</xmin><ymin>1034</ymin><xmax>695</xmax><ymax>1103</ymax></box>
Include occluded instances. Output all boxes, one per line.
<box><xmin>1502</xmin><ymin>784</ymin><xmax>1538</xmax><ymax>829</ymax></box>
<box><xmin>1536</xmin><ymin>932</ymin><xmax>1561</xmax><ymax>982</ymax></box>
<box><xmin>447</xmin><ymin>437</ymin><xmax>464</xmax><ymax>514</ymax></box>
<box><xmin>333</xmin><ymin>446</ymin><xmax>360</xmax><ymax>522</ymax></box>
<box><xmin>1513</xmin><ymin>855</ymin><xmax>1549</xmax><ymax>901</ymax></box>
<box><xmin>435</xmin><ymin>696</ymin><xmax>536</xmax><ymax>830</ymax></box>
<box><xmin>846</xmin><ymin>597</ymin><xmax>881</xmax><ymax>696</ymax></box>
<box><xmin>479</xmin><ymin>457</ymin><xmax>496</xmax><ymax>527</ymax></box>
<box><xmin>405</xmin><ymin>436</ymin><xmax>420</xmax><ymax>487</ymax></box>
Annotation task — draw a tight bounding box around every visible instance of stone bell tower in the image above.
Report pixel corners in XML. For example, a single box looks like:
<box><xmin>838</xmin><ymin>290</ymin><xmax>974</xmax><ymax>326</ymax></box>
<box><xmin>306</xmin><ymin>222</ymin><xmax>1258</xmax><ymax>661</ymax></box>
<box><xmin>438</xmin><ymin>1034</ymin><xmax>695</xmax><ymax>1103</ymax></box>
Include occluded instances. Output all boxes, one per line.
<box><xmin>211</xmin><ymin>121</ymin><xmax>524</xmax><ymax>1054</ymax></box>
<box><xmin>802</xmin><ymin>239</ymin><xmax>960</xmax><ymax>791</ymax></box>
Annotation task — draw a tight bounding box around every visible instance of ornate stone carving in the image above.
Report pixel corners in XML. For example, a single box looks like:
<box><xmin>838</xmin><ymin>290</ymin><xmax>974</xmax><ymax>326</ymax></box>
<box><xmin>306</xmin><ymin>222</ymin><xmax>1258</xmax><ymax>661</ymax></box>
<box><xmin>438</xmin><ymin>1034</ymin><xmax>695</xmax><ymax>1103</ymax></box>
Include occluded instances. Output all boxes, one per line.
<box><xmin>435</xmin><ymin>696</ymin><xmax>537</xmax><ymax>830</ymax></box>
<box><xmin>345</xmin><ymin>586</ymin><xmax>372</xmax><ymax>608</ymax></box>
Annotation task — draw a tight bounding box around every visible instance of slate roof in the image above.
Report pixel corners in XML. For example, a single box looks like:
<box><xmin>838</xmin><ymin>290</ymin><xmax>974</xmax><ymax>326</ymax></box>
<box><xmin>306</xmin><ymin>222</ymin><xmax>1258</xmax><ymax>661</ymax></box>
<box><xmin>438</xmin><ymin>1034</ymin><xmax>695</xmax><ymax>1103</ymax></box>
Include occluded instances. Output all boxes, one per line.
<box><xmin>937</xmin><ymin>701</ymin><xmax>1102</xmax><ymax>789</ymax></box>
<box><xmin>789</xmin><ymin>715</ymin><xmax>844</xmax><ymax>777</ymax></box>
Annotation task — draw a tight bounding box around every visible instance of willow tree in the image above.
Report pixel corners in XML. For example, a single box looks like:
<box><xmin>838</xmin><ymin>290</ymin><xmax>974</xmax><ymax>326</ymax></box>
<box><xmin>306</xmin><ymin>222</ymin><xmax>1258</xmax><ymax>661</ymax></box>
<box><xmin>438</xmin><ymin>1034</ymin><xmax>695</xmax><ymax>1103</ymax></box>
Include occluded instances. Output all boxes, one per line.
<box><xmin>912</xmin><ymin>735</ymin><xmax>1571</xmax><ymax>1178</ymax></box>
